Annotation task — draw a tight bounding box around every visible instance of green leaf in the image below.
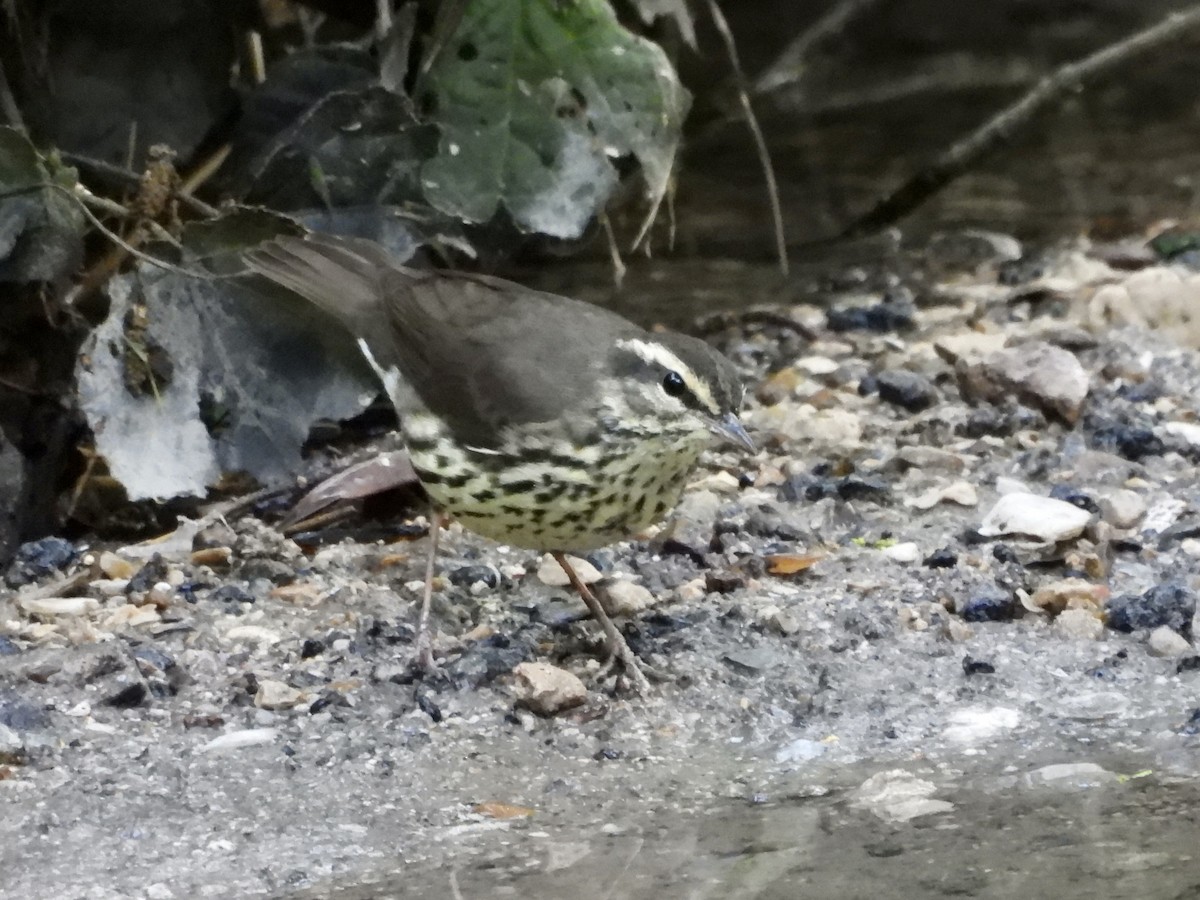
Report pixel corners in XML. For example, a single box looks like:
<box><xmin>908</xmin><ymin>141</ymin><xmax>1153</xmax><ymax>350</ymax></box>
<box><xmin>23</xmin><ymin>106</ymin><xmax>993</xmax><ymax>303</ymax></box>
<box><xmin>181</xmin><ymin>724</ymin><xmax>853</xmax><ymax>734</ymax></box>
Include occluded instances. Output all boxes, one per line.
<box><xmin>420</xmin><ymin>0</ymin><xmax>689</xmax><ymax>239</ymax></box>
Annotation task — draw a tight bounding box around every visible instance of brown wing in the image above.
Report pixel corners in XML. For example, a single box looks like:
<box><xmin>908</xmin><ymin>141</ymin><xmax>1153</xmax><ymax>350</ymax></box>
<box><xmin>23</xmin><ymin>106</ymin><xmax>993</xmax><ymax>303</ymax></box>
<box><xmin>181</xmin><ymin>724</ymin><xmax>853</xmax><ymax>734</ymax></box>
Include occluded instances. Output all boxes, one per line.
<box><xmin>244</xmin><ymin>234</ymin><xmax>643</xmax><ymax>447</ymax></box>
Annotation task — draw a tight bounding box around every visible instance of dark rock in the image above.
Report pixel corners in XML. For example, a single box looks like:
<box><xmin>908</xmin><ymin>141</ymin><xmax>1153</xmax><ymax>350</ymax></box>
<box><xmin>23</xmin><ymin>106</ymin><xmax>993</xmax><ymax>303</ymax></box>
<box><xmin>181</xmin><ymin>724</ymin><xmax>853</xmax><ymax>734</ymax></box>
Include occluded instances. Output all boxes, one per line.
<box><xmin>997</xmin><ymin>255</ymin><xmax>1045</xmax><ymax>285</ymax></box>
<box><xmin>0</xmin><ymin>692</ymin><xmax>50</xmax><ymax>731</ymax></box>
<box><xmin>923</xmin><ymin>548</ymin><xmax>957</xmax><ymax>568</ymax></box>
<box><xmin>958</xmin><ymin>591</ymin><xmax>1015</xmax><ymax>622</ymax></box>
<box><xmin>416</xmin><ymin>693</ymin><xmax>442</xmax><ymax>722</ymax></box>
<box><xmin>826</xmin><ymin>290</ymin><xmax>916</xmax><ymax>334</ymax></box>
<box><xmin>836</xmin><ymin>477</ymin><xmax>890</xmax><ymax>502</ymax></box>
<box><xmin>238</xmin><ymin>558</ymin><xmax>297</xmax><ymax>585</ymax></box>
<box><xmin>0</xmin><ymin>636</ymin><xmax>20</xmax><ymax>656</ymax></box>
<box><xmin>962</xmin><ymin>656</ymin><xmax>996</xmax><ymax>675</ymax></box>
<box><xmin>103</xmin><ymin>682</ymin><xmax>148</xmax><ymax>708</ymax></box>
<box><xmin>300</xmin><ymin>638</ymin><xmax>325</xmax><ymax>659</ymax></box>
<box><xmin>1177</xmin><ymin>656</ymin><xmax>1200</xmax><ymax>674</ymax></box>
<box><xmin>992</xmin><ymin>544</ymin><xmax>1020</xmax><ymax>565</ymax></box>
<box><xmin>5</xmin><ymin>537</ymin><xmax>76</xmax><ymax>587</ymax></box>
<box><xmin>1089</xmin><ymin>424</ymin><xmax>1164</xmax><ymax>461</ymax></box>
<box><xmin>127</xmin><ymin>554</ymin><xmax>169</xmax><ymax>594</ymax></box>
<box><xmin>1106</xmin><ymin>583</ymin><xmax>1194</xmax><ymax>637</ymax></box>
<box><xmin>448</xmin><ymin>564</ymin><xmax>502</xmax><ymax>590</ymax></box>
<box><xmin>706</xmin><ymin>571</ymin><xmax>746</xmax><ymax>594</ymax></box>
<box><xmin>958</xmin><ymin>408</ymin><xmax>1013</xmax><ymax>438</ymax></box>
<box><xmin>1048</xmin><ymin>485</ymin><xmax>1100</xmax><ymax>515</ymax></box>
<box><xmin>876</xmin><ymin>371</ymin><xmax>938</xmax><ymax>412</ymax></box>
<box><xmin>744</xmin><ymin>507</ymin><xmax>807</xmax><ymax>541</ymax></box>
<box><xmin>857</xmin><ymin>374</ymin><xmax>879</xmax><ymax>397</ymax></box>
<box><xmin>1179</xmin><ymin>708</ymin><xmax>1200</xmax><ymax>736</ymax></box>
<box><xmin>210</xmin><ymin>584</ymin><xmax>255</xmax><ymax>605</ymax></box>
<box><xmin>131</xmin><ymin>646</ymin><xmax>175</xmax><ymax>674</ymax></box>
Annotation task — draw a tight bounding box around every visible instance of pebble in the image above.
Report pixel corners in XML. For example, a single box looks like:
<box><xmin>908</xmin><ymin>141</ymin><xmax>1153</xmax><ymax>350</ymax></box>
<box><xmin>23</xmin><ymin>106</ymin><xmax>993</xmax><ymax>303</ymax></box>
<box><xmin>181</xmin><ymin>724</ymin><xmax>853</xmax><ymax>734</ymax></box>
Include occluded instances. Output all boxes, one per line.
<box><xmin>102</xmin><ymin>604</ymin><xmax>162</xmax><ymax>629</ymax></box>
<box><xmin>894</xmin><ymin>446</ymin><xmax>966</xmax><ymax>471</ymax></box>
<box><xmin>98</xmin><ymin>551</ymin><xmax>136</xmax><ymax>580</ymax></box>
<box><xmin>906</xmin><ymin>481</ymin><xmax>979</xmax><ymax>510</ymax></box>
<box><xmin>1106</xmin><ymin>583</ymin><xmax>1195</xmax><ymax>635</ymax></box>
<box><xmin>934</xmin><ymin>331</ymin><xmax>1008</xmax><ymax>363</ymax></box>
<box><xmin>5</xmin><ymin>537</ymin><xmax>77</xmax><ymax>587</ymax></box>
<box><xmin>536</xmin><ymin>554</ymin><xmax>601</xmax><ymax>587</ymax></box>
<box><xmin>598</xmin><ymin>580</ymin><xmax>655</xmax><ymax>616</ymax></box>
<box><xmin>1142</xmin><ymin>497</ymin><xmax>1186</xmax><ymax>535</ymax></box>
<box><xmin>851</xmin><ymin>770</ymin><xmax>954</xmax><ymax>822</ymax></box>
<box><xmin>957</xmin><ymin>341</ymin><xmax>1089</xmax><ymax>423</ymax></box>
<box><xmin>1028</xmin><ymin>578</ymin><xmax>1108</xmax><ymax>615</ymax></box>
<box><xmin>1098</xmin><ymin>489</ymin><xmax>1146</xmax><ymax>528</ymax></box>
<box><xmin>1090</xmin><ymin>424</ymin><xmax>1164</xmax><ymax>461</ymax></box>
<box><xmin>876</xmin><ymin>371</ymin><xmax>938</xmax><ymax>412</ymax></box>
<box><xmin>1022</xmin><ymin>762</ymin><xmax>1115</xmax><ymax>789</ymax></box>
<box><xmin>199</xmin><ymin>728</ymin><xmax>278</xmax><ymax>753</ymax></box>
<box><xmin>18</xmin><ymin>596</ymin><xmax>99</xmax><ymax>617</ymax></box>
<box><xmin>958</xmin><ymin>591</ymin><xmax>1015</xmax><ymax>622</ymax></box>
<box><xmin>881</xmin><ymin>542</ymin><xmax>920</xmax><ymax>564</ymax></box>
<box><xmin>688</xmin><ymin>471</ymin><xmax>741</xmax><ymax>495</ymax></box>
<box><xmin>1053</xmin><ymin>608</ymin><xmax>1105</xmax><ymax>641</ymax></box>
<box><xmin>751</xmin><ymin>404</ymin><xmax>862</xmax><ymax>449</ymax></box>
<box><xmin>774</xmin><ymin>738</ymin><xmax>826</xmax><ymax>763</ymax></box>
<box><xmin>1148</xmin><ymin>626</ymin><xmax>1191</xmax><ymax>658</ymax></box>
<box><xmin>511</xmin><ymin>662</ymin><xmax>587</xmax><ymax>716</ymax></box>
<box><xmin>675</xmin><ymin>577</ymin><xmax>707</xmax><ymax>603</ymax></box>
<box><xmin>942</xmin><ymin>706</ymin><xmax>1020</xmax><ymax>745</ymax></box>
<box><xmin>978</xmin><ymin>493</ymin><xmax>1091</xmax><ymax>542</ymax></box>
<box><xmin>255</xmin><ymin>680</ymin><xmax>304</xmax><ymax>710</ymax></box>
<box><xmin>225</xmin><ymin>625</ymin><xmax>282</xmax><ymax>645</ymax></box>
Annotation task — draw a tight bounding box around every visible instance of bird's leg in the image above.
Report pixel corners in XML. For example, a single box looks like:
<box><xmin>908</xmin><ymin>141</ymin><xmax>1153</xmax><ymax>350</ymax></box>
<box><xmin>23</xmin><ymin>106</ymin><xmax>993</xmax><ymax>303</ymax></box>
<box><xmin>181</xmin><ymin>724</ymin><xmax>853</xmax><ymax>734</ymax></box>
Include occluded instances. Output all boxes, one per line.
<box><xmin>413</xmin><ymin>510</ymin><xmax>444</xmax><ymax>674</ymax></box>
<box><xmin>552</xmin><ymin>551</ymin><xmax>656</xmax><ymax>694</ymax></box>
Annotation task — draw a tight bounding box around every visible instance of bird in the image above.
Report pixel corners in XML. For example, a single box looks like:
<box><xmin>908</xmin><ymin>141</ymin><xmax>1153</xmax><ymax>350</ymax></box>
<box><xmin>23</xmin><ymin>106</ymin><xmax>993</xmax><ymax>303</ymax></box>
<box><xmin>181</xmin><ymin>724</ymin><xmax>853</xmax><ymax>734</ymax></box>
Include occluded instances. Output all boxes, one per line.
<box><xmin>244</xmin><ymin>232</ymin><xmax>754</xmax><ymax>691</ymax></box>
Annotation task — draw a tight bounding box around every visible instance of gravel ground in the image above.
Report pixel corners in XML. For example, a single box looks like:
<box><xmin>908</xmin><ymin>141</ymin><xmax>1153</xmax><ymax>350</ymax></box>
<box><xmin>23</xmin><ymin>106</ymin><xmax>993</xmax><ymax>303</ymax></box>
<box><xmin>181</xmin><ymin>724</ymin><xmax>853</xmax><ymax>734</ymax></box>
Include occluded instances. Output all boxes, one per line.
<box><xmin>3</xmin><ymin>241</ymin><xmax>1200</xmax><ymax>899</ymax></box>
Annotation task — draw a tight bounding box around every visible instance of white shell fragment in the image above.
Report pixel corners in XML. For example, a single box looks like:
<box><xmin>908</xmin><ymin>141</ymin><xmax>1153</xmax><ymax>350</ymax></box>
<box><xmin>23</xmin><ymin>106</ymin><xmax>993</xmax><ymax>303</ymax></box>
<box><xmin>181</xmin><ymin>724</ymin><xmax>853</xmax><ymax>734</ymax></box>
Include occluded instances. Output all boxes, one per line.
<box><xmin>978</xmin><ymin>493</ymin><xmax>1091</xmax><ymax>542</ymax></box>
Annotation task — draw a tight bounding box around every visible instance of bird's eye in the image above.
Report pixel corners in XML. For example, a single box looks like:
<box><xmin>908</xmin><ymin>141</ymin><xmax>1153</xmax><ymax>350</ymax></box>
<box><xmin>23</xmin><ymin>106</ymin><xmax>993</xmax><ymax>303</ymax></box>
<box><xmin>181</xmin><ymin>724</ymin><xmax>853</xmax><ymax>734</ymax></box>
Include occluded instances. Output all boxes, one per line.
<box><xmin>662</xmin><ymin>371</ymin><xmax>687</xmax><ymax>398</ymax></box>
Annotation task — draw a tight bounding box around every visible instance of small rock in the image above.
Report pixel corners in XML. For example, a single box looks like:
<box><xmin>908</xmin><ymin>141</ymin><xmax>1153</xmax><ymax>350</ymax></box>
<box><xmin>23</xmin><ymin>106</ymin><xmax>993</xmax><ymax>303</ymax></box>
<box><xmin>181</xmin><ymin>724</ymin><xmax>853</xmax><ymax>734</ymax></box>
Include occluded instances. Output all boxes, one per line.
<box><xmin>923</xmin><ymin>548</ymin><xmax>957</xmax><ymax>568</ymax></box>
<box><xmin>1029</xmin><ymin>578</ymin><xmax>1108</xmax><ymax>615</ymax></box>
<box><xmin>18</xmin><ymin>596</ymin><xmax>99</xmax><ymax>617</ymax></box>
<box><xmin>1022</xmin><ymin>763</ymin><xmax>1115</xmax><ymax>789</ymax></box>
<box><xmin>255</xmin><ymin>680</ymin><xmax>304</xmax><ymax>710</ymax></box>
<box><xmin>876</xmin><ymin>371</ymin><xmax>938</xmax><ymax>412</ymax></box>
<box><xmin>511</xmin><ymin>662</ymin><xmax>587</xmax><ymax>716</ymax></box>
<box><xmin>1107</xmin><ymin>583</ymin><xmax>1195</xmax><ymax>636</ymax></box>
<box><xmin>851</xmin><ymin>770</ymin><xmax>953</xmax><ymax>822</ymax></box>
<box><xmin>449</xmin><ymin>564</ymin><xmax>502</xmax><ymax>590</ymax></box>
<box><xmin>537</xmin><ymin>554</ymin><xmax>601</xmax><ymax>587</ymax></box>
<box><xmin>127</xmin><ymin>554</ymin><xmax>170</xmax><ymax>594</ymax></box>
<box><xmin>1165</xmin><ymin>421</ymin><xmax>1200</xmax><ymax>447</ymax></box>
<box><xmin>894</xmin><ymin>446</ymin><xmax>966</xmax><ymax>472</ymax></box>
<box><xmin>978</xmin><ymin>493</ymin><xmax>1091</xmax><ymax>542</ymax></box>
<box><xmin>942</xmin><ymin>706</ymin><xmax>1020</xmax><ymax>745</ymax></box>
<box><xmin>934</xmin><ymin>331</ymin><xmax>1008</xmax><ymax>363</ymax></box>
<box><xmin>1148</xmin><ymin>626</ymin><xmax>1191</xmax><ymax>658</ymax></box>
<box><xmin>225</xmin><ymin>625</ymin><xmax>282</xmax><ymax>645</ymax></box>
<box><xmin>957</xmin><ymin>341</ymin><xmax>1089</xmax><ymax>423</ymax></box>
<box><xmin>775</xmin><ymin>738</ymin><xmax>826</xmax><ymax>763</ymax></box>
<box><xmin>675</xmin><ymin>577</ymin><xmax>707</xmax><ymax>603</ymax></box>
<box><xmin>958</xmin><ymin>591</ymin><xmax>1015</xmax><ymax>622</ymax></box>
<box><xmin>660</xmin><ymin>489</ymin><xmax>722</xmax><ymax>557</ymax></box>
<box><xmin>826</xmin><ymin>293</ymin><xmax>916</xmax><ymax>333</ymax></box>
<box><xmin>767</xmin><ymin>608</ymin><xmax>801</xmax><ymax>636</ymax></box>
<box><xmin>98</xmin><ymin>551</ymin><xmax>136</xmax><ymax>580</ymax></box>
<box><xmin>199</xmin><ymin>728</ymin><xmax>278</xmax><ymax>753</ymax></box>
<box><xmin>1098</xmin><ymin>489</ymin><xmax>1146</xmax><ymax>528</ymax></box>
<box><xmin>1142</xmin><ymin>497</ymin><xmax>1187</xmax><ymax>535</ymax></box>
<box><xmin>906</xmin><ymin>481</ymin><xmax>978</xmax><ymax>510</ymax></box>
<box><xmin>1091</xmin><ymin>424</ymin><xmax>1164</xmax><ymax>461</ymax></box>
<box><xmin>881</xmin><ymin>542</ymin><xmax>920</xmax><ymax>564</ymax></box>
<box><xmin>1053</xmin><ymin>608</ymin><xmax>1105</xmax><ymax>641</ymax></box>
<box><xmin>598</xmin><ymin>580</ymin><xmax>655</xmax><ymax>617</ymax></box>
<box><xmin>193</xmin><ymin>520</ymin><xmax>238</xmax><ymax>550</ymax></box>
<box><xmin>688</xmin><ymin>471</ymin><xmax>741</xmax><ymax>495</ymax></box>
<box><xmin>6</xmin><ymin>537</ymin><xmax>76</xmax><ymax>587</ymax></box>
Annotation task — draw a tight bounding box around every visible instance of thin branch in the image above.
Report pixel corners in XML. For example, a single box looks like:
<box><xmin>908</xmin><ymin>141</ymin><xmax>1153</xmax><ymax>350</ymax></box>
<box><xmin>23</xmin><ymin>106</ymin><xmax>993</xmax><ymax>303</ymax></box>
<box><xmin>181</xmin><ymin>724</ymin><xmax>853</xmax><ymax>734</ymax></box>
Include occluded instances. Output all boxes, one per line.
<box><xmin>61</xmin><ymin>152</ymin><xmax>219</xmax><ymax>218</ymax></box>
<box><xmin>598</xmin><ymin>210</ymin><xmax>627</xmax><ymax>289</ymax></box>
<box><xmin>706</xmin><ymin>0</ymin><xmax>788</xmax><ymax>276</ymax></box>
<box><xmin>754</xmin><ymin>0</ymin><xmax>886</xmax><ymax>95</ymax></box>
<box><xmin>842</xmin><ymin>4</ymin><xmax>1200</xmax><ymax>239</ymax></box>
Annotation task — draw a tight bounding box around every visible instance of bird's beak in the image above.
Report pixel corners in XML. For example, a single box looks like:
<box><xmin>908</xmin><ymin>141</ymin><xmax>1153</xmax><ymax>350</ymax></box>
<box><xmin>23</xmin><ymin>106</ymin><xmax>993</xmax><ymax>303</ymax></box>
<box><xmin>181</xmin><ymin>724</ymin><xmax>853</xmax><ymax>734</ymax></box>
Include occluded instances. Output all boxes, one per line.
<box><xmin>709</xmin><ymin>412</ymin><xmax>756</xmax><ymax>453</ymax></box>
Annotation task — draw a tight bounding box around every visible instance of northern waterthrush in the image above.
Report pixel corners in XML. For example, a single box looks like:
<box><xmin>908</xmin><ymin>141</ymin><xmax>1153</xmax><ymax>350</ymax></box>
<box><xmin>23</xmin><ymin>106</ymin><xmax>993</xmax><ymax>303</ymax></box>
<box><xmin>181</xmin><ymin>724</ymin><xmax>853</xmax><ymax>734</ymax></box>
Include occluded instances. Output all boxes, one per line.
<box><xmin>245</xmin><ymin>233</ymin><xmax>754</xmax><ymax>689</ymax></box>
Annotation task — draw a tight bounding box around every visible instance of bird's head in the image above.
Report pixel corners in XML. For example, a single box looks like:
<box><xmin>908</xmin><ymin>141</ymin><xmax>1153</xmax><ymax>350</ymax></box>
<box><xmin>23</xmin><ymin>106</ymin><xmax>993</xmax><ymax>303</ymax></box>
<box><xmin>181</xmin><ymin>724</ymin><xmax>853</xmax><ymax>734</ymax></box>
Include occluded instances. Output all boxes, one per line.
<box><xmin>604</xmin><ymin>333</ymin><xmax>755</xmax><ymax>453</ymax></box>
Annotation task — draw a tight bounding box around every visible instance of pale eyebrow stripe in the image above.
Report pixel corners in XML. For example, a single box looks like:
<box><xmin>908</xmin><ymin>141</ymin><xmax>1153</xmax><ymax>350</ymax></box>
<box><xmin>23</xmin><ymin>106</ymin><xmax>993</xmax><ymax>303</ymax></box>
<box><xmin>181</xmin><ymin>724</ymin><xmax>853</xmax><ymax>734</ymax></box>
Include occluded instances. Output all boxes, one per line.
<box><xmin>616</xmin><ymin>338</ymin><xmax>719</xmax><ymax>414</ymax></box>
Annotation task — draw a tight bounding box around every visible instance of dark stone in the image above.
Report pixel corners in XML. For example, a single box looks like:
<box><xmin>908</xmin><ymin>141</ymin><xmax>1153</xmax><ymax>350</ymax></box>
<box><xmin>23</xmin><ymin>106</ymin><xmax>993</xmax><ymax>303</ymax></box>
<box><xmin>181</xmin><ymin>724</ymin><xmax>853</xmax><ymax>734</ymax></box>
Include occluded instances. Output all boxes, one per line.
<box><xmin>238</xmin><ymin>558</ymin><xmax>296</xmax><ymax>585</ymax></box>
<box><xmin>706</xmin><ymin>571</ymin><xmax>746</xmax><ymax>594</ymax></box>
<box><xmin>857</xmin><ymin>374</ymin><xmax>879</xmax><ymax>396</ymax></box>
<box><xmin>127</xmin><ymin>554</ymin><xmax>169</xmax><ymax>594</ymax></box>
<box><xmin>923</xmin><ymin>548</ymin><xmax>957</xmax><ymax>568</ymax></box>
<box><xmin>826</xmin><ymin>290</ymin><xmax>916</xmax><ymax>334</ymax></box>
<box><xmin>0</xmin><ymin>636</ymin><xmax>20</xmax><ymax>656</ymax></box>
<box><xmin>958</xmin><ymin>408</ymin><xmax>1013</xmax><ymax>438</ymax></box>
<box><xmin>992</xmin><ymin>544</ymin><xmax>1020</xmax><ymax>564</ymax></box>
<box><xmin>5</xmin><ymin>537</ymin><xmax>76</xmax><ymax>587</ymax></box>
<box><xmin>192</xmin><ymin>519</ymin><xmax>237</xmax><ymax>550</ymax></box>
<box><xmin>876</xmin><ymin>371</ymin><xmax>938</xmax><ymax>412</ymax></box>
<box><xmin>1089</xmin><ymin>424</ymin><xmax>1164</xmax><ymax>461</ymax></box>
<box><xmin>448</xmin><ymin>564</ymin><xmax>502</xmax><ymax>590</ymax></box>
<box><xmin>962</xmin><ymin>656</ymin><xmax>996</xmax><ymax>675</ymax></box>
<box><xmin>103</xmin><ymin>682</ymin><xmax>148</xmax><ymax>709</ymax></box>
<box><xmin>836</xmin><ymin>477</ymin><xmax>890</xmax><ymax>502</ymax></box>
<box><xmin>300</xmin><ymin>638</ymin><xmax>325</xmax><ymax>659</ymax></box>
<box><xmin>1177</xmin><ymin>656</ymin><xmax>1200</xmax><ymax>674</ymax></box>
<box><xmin>131</xmin><ymin>646</ymin><xmax>175</xmax><ymax>674</ymax></box>
<box><xmin>417</xmin><ymin>693</ymin><xmax>442</xmax><ymax>722</ymax></box>
<box><xmin>210</xmin><ymin>584</ymin><xmax>255</xmax><ymax>605</ymax></box>
<box><xmin>1049</xmin><ymin>485</ymin><xmax>1100</xmax><ymax>515</ymax></box>
<box><xmin>0</xmin><ymin>692</ymin><xmax>50</xmax><ymax>731</ymax></box>
<box><xmin>997</xmin><ymin>255</ymin><xmax>1045</xmax><ymax>285</ymax></box>
<box><xmin>593</xmin><ymin>747</ymin><xmax>623</xmax><ymax>761</ymax></box>
<box><xmin>1106</xmin><ymin>583</ymin><xmax>1195</xmax><ymax>637</ymax></box>
<box><xmin>958</xmin><ymin>591</ymin><xmax>1015</xmax><ymax>622</ymax></box>
<box><xmin>1179</xmin><ymin>708</ymin><xmax>1200</xmax><ymax>736</ymax></box>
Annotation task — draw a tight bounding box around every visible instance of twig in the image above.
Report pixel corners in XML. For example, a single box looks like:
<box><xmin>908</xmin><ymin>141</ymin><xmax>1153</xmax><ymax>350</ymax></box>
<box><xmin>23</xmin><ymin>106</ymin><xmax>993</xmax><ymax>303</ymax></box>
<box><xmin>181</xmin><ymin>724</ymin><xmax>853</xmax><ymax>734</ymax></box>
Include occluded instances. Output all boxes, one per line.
<box><xmin>754</xmin><ymin>0</ymin><xmax>886</xmax><ymax>95</ymax></box>
<box><xmin>841</xmin><ymin>4</ymin><xmax>1200</xmax><ymax>239</ymax></box>
<box><xmin>61</xmin><ymin>152</ymin><xmax>220</xmax><ymax>218</ymax></box>
<box><xmin>706</xmin><ymin>0</ymin><xmax>789</xmax><ymax>276</ymax></box>
<box><xmin>598</xmin><ymin>210</ymin><xmax>626</xmax><ymax>290</ymax></box>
